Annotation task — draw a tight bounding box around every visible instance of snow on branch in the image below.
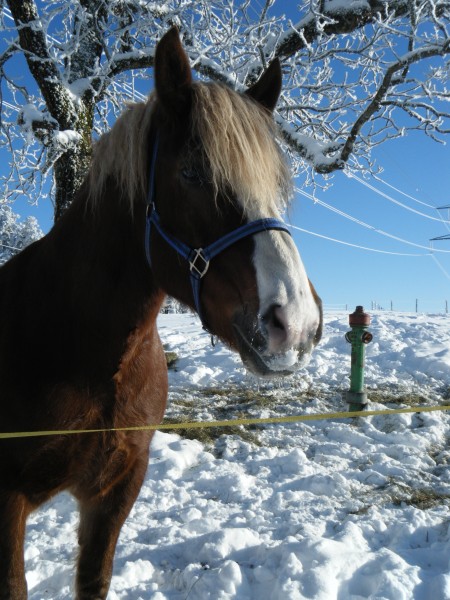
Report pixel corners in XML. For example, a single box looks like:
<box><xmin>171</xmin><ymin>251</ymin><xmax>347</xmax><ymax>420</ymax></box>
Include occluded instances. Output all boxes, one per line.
<box><xmin>6</xmin><ymin>0</ymin><xmax>77</xmax><ymax>128</ymax></box>
<box><xmin>0</xmin><ymin>0</ymin><xmax>449</xmax><ymax>217</ymax></box>
<box><xmin>275</xmin><ymin>1</ymin><xmax>411</xmax><ymax>60</ymax></box>
<box><xmin>340</xmin><ymin>39</ymin><xmax>450</xmax><ymax>166</ymax></box>
<box><xmin>0</xmin><ymin>203</ymin><xmax>42</xmax><ymax>265</ymax></box>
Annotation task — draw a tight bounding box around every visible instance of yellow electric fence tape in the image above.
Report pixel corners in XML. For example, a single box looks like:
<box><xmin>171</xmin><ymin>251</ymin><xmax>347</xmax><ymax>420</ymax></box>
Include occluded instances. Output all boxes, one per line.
<box><xmin>1</xmin><ymin>404</ymin><xmax>449</xmax><ymax>440</ymax></box>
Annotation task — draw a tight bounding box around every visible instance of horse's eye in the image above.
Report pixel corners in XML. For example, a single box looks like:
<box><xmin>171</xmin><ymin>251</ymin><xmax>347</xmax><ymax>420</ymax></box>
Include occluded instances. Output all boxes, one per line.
<box><xmin>181</xmin><ymin>168</ymin><xmax>202</xmax><ymax>185</ymax></box>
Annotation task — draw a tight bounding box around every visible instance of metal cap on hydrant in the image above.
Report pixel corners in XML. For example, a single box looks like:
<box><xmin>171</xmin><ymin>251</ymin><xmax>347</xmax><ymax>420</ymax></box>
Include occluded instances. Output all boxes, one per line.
<box><xmin>345</xmin><ymin>306</ymin><xmax>373</xmax><ymax>412</ymax></box>
<box><xmin>349</xmin><ymin>305</ymin><xmax>371</xmax><ymax>327</ymax></box>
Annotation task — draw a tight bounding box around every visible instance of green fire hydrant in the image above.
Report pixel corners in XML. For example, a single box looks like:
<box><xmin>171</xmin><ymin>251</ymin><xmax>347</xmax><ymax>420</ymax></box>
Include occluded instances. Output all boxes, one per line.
<box><xmin>345</xmin><ymin>306</ymin><xmax>373</xmax><ymax>412</ymax></box>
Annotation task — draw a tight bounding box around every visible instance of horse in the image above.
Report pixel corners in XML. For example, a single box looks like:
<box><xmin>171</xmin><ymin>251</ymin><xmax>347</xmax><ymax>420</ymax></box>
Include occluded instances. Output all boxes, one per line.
<box><xmin>0</xmin><ymin>27</ymin><xmax>322</xmax><ymax>600</ymax></box>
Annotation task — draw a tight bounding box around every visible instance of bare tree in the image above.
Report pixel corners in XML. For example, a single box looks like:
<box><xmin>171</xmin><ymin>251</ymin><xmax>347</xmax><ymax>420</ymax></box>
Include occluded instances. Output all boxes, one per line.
<box><xmin>1</xmin><ymin>0</ymin><xmax>449</xmax><ymax>221</ymax></box>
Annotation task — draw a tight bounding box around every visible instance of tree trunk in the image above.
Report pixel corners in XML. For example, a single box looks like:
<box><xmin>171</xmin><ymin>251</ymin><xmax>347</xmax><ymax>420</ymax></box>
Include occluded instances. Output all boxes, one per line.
<box><xmin>53</xmin><ymin>102</ymin><xmax>94</xmax><ymax>222</ymax></box>
<box><xmin>53</xmin><ymin>149</ymin><xmax>90</xmax><ymax>222</ymax></box>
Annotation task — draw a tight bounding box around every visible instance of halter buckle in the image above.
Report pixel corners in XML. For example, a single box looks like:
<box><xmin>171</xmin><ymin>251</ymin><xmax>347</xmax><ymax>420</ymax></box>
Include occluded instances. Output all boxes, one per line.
<box><xmin>189</xmin><ymin>248</ymin><xmax>210</xmax><ymax>279</ymax></box>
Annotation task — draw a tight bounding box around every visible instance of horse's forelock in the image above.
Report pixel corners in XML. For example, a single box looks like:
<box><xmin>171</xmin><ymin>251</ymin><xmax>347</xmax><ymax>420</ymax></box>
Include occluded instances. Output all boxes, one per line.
<box><xmin>88</xmin><ymin>83</ymin><xmax>291</xmax><ymax>217</ymax></box>
<box><xmin>191</xmin><ymin>82</ymin><xmax>291</xmax><ymax>218</ymax></box>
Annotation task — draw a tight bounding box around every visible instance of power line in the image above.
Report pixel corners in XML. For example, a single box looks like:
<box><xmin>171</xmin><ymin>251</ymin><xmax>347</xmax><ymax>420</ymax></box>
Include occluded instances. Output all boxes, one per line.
<box><xmin>1</xmin><ymin>7</ymin><xmax>13</xmax><ymax>22</ymax></box>
<box><xmin>370</xmin><ymin>174</ymin><xmax>438</xmax><ymax>210</ymax></box>
<box><xmin>430</xmin><ymin>253</ymin><xmax>450</xmax><ymax>283</ymax></box>
<box><xmin>0</xmin><ymin>242</ymin><xmax>21</xmax><ymax>251</ymax></box>
<box><xmin>1</xmin><ymin>100</ymin><xmax>19</xmax><ymax>113</ymax></box>
<box><xmin>347</xmin><ymin>171</ymin><xmax>450</xmax><ymax>224</ymax></box>
<box><xmin>352</xmin><ymin>166</ymin><xmax>450</xmax><ymax>235</ymax></box>
<box><xmin>431</xmin><ymin>205</ymin><xmax>450</xmax><ymax>236</ymax></box>
<box><xmin>295</xmin><ymin>186</ymin><xmax>450</xmax><ymax>253</ymax></box>
<box><xmin>288</xmin><ymin>223</ymin><xmax>430</xmax><ymax>256</ymax></box>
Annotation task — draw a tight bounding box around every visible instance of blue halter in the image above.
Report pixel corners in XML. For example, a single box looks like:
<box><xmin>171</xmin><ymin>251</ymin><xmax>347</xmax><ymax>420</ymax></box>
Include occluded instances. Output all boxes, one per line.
<box><xmin>145</xmin><ymin>134</ymin><xmax>291</xmax><ymax>328</ymax></box>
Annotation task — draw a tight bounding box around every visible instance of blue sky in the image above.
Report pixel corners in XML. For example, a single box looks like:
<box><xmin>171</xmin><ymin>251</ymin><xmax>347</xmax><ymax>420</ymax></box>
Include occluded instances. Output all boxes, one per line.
<box><xmin>4</xmin><ymin>3</ymin><xmax>450</xmax><ymax>314</ymax></box>
<box><xmin>289</xmin><ymin>131</ymin><xmax>450</xmax><ymax>313</ymax></box>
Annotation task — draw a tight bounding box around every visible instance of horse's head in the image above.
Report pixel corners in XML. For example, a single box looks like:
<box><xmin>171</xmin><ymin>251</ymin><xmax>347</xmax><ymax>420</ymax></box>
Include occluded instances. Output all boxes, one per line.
<box><xmin>149</xmin><ymin>28</ymin><xmax>322</xmax><ymax>376</ymax></box>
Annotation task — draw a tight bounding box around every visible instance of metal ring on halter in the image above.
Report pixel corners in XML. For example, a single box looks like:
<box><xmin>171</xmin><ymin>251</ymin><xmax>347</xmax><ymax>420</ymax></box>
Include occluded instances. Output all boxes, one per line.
<box><xmin>189</xmin><ymin>249</ymin><xmax>210</xmax><ymax>279</ymax></box>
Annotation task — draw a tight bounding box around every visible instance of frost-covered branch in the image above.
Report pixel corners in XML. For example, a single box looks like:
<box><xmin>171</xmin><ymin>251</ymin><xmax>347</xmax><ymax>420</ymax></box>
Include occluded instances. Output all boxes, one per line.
<box><xmin>6</xmin><ymin>0</ymin><xmax>77</xmax><ymax>128</ymax></box>
<box><xmin>274</xmin><ymin>0</ymin><xmax>411</xmax><ymax>61</ymax></box>
<box><xmin>0</xmin><ymin>203</ymin><xmax>43</xmax><ymax>265</ymax></box>
<box><xmin>0</xmin><ymin>0</ymin><xmax>449</xmax><ymax>220</ymax></box>
<box><xmin>340</xmin><ymin>40</ymin><xmax>450</xmax><ymax>170</ymax></box>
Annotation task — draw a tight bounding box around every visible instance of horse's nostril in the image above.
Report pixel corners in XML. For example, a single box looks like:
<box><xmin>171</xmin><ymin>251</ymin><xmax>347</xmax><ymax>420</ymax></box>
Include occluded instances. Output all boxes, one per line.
<box><xmin>272</xmin><ymin>311</ymin><xmax>284</xmax><ymax>331</ymax></box>
<box><xmin>261</xmin><ymin>304</ymin><xmax>290</xmax><ymax>353</ymax></box>
<box><xmin>262</xmin><ymin>304</ymin><xmax>286</xmax><ymax>332</ymax></box>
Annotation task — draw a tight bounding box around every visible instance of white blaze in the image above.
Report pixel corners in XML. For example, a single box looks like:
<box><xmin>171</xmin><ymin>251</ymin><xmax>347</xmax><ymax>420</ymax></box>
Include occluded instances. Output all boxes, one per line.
<box><xmin>253</xmin><ymin>227</ymin><xmax>321</xmax><ymax>355</ymax></box>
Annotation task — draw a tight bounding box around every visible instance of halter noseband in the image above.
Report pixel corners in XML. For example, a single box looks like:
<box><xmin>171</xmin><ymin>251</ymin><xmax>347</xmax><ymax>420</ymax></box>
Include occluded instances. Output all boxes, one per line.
<box><xmin>145</xmin><ymin>134</ymin><xmax>291</xmax><ymax>329</ymax></box>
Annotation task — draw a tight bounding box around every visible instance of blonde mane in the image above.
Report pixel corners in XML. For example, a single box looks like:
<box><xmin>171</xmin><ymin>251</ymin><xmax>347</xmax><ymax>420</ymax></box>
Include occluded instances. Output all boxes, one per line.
<box><xmin>88</xmin><ymin>97</ymin><xmax>155</xmax><ymax>208</ymax></box>
<box><xmin>88</xmin><ymin>82</ymin><xmax>291</xmax><ymax>217</ymax></box>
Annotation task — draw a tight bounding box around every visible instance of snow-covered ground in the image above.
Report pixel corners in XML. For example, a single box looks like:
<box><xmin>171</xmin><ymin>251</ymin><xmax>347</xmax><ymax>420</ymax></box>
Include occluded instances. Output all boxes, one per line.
<box><xmin>26</xmin><ymin>311</ymin><xmax>450</xmax><ymax>599</ymax></box>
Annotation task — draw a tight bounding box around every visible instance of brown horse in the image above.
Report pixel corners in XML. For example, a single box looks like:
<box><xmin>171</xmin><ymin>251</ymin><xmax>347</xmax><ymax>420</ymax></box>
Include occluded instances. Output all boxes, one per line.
<box><xmin>0</xmin><ymin>28</ymin><xmax>322</xmax><ymax>600</ymax></box>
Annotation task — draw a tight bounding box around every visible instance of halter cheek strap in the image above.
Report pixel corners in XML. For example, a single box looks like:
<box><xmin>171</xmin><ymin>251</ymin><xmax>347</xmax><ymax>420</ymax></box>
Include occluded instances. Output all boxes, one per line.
<box><xmin>145</xmin><ymin>134</ymin><xmax>291</xmax><ymax>329</ymax></box>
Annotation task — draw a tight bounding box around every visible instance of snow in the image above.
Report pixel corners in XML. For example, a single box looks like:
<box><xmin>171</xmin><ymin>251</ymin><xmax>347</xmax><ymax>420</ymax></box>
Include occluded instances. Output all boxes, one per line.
<box><xmin>25</xmin><ymin>311</ymin><xmax>450</xmax><ymax>599</ymax></box>
<box><xmin>52</xmin><ymin>129</ymin><xmax>82</xmax><ymax>148</ymax></box>
<box><xmin>20</xmin><ymin>103</ymin><xmax>46</xmax><ymax>124</ymax></box>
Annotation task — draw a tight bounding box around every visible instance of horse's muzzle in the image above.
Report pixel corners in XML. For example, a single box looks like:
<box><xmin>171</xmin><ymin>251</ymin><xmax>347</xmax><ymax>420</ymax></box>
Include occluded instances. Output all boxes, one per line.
<box><xmin>232</xmin><ymin>307</ymin><xmax>322</xmax><ymax>377</ymax></box>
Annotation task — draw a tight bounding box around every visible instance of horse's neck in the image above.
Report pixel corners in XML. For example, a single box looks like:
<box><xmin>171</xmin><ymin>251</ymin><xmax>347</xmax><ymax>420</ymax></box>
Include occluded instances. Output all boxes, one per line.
<box><xmin>44</xmin><ymin>181</ymin><xmax>165</xmax><ymax>357</ymax></box>
<box><xmin>0</xmin><ymin>180</ymin><xmax>166</xmax><ymax>393</ymax></box>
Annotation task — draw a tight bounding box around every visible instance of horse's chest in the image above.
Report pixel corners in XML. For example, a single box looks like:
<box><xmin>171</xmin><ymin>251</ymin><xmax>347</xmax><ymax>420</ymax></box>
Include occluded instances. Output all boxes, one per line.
<box><xmin>113</xmin><ymin>326</ymin><xmax>169</xmax><ymax>422</ymax></box>
<box><xmin>14</xmin><ymin>325</ymin><xmax>168</xmax><ymax>503</ymax></box>
<box><xmin>72</xmin><ymin>334</ymin><xmax>168</xmax><ymax>498</ymax></box>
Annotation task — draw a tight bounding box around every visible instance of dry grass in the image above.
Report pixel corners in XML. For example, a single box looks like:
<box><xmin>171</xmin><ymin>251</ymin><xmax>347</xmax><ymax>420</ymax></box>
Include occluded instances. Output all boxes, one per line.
<box><xmin>161</xmin><ymin>416</ymin><xmax>261</xmax><ymax>447</ymax></box>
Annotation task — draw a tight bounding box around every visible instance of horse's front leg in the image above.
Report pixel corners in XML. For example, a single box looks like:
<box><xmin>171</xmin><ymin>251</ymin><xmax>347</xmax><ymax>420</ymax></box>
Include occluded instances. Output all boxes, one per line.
<box><xmin>75</xmin><ymin>453</ymin><xmax>149</xmax><ymax>600</ymax></box>
<box><xmin>0</xmin><ymin>491</ymin><xmax>32</xmax><ymax>600</ymax></box>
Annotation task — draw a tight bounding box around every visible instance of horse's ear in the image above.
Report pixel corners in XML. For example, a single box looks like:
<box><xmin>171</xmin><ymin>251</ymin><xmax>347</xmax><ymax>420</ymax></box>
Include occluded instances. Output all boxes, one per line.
<box><xmin>245</xmin><ymin>59</ymin><xmax>282</xmax><ymax>113</ymax></box>
<box><xmin>154</xmin><ymin>27</ymin><xmax>192</xmax><ymax>116</ymax></box>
